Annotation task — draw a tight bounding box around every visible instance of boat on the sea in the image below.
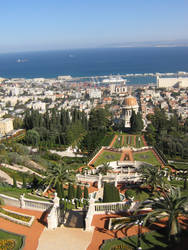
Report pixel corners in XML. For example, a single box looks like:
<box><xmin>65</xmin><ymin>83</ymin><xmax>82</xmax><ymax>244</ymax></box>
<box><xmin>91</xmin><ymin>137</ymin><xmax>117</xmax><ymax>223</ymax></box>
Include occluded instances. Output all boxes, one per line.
<box><xmin>16</xmin><ymin>58</ymin><xmax>28</xmax><ymax>63</ymax></box>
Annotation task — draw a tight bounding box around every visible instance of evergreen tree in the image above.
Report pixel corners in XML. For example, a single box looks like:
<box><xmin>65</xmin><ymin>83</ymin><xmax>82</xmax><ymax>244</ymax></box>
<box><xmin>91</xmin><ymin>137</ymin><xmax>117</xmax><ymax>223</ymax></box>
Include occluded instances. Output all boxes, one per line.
<box><xmin>56</xmin><ymin>182</ymin><xmax>62</xmax><ymax>198</ymax></box>
<box><xmin>130</xmin><ymin>111</ymin><xmax>143</xmax><ymax>133</ymax></box>
<box><xmin>22</xmin><ymin>175</ymin><xmax>26</xmax><ymax>189</ymax></box>
<box><xmin>76</xmin><ymin>185</ymin><xmax>82</xmax><ymax>199</ymax></box>
<box><xmin>84</xmin><ymin>186</ymin><xmax>89</xmax><ymax>199</ymax></box>
<box><xmin>13</xmin><ymin>176</ymin><xmax>17</xmax><ymax>188</ymax></box>
<box><xmin>68</xmin><ymin>184</ymin><xmax>75</xmax><ymax>200</ymax></box>
<box><xmin>60</xmin><ymin>183</ymin><xmax>64</xmax><ymax>198</ymax></box>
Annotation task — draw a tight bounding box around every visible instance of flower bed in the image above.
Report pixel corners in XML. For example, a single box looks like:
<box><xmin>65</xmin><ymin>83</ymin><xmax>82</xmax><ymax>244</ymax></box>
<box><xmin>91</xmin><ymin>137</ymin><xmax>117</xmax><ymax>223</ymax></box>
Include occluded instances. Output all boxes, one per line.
<box><xmin>0</xmin><ymin>239</ymin><xmax>15</xmax><ymax>250</ymax></box>
<box><xmin>0</xmin><ymin>229</ymin><xmax>25</xmax><ymax>250</ymax></box>
<box><xmin>0</xmin><ymin>207</ymin><xmax>35</xmax><ymax>227</ymax></box>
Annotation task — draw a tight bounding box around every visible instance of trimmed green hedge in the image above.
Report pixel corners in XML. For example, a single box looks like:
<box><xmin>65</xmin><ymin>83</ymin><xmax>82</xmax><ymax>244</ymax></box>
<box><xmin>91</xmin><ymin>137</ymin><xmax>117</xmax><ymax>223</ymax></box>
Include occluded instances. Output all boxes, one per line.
<box><xmin>103</xmin><ymin>183</ymin><xmax>120</xmax><ymax>202</ymax></box>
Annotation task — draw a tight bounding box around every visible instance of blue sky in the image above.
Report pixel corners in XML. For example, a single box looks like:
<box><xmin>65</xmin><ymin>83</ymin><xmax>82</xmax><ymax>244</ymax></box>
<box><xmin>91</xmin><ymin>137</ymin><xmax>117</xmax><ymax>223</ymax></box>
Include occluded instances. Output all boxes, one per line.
<box><xmin>0</xmin><ymin>0</ymin><xmax>188</xmax><ymax>52</ymax></box>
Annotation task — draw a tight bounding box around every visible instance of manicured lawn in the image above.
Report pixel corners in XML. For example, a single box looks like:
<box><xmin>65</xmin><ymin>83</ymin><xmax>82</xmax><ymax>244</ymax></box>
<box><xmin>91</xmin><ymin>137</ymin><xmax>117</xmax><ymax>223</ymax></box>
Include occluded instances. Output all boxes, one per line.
<box><xmin>94</xmin><ymin>150</ymin><xmax>121</xmax><ymax>166</ymax></box>
<box><xmin>0</xmin><ymin>187</ymin><xmax>51</xmax><ymax>201</ymax></box>
<box><xmin>101</xmin><ymin>133</ymin><xmax>115</xmax><ymax>146</ymax></box>
<box><xmin>125</xmin><ymin>188</ymin><xmax>150</xmax><ymax>201</ymax></box>
<box><xmin>133</xmin><ymin>150</ymin><xmax>160</xmax><ymax>166</ymax></box>
<box><xmin>113</xmin><ymin>136</ymin><xmax>123</xmax><ymax>148</ymax></box>
<box><xmin>0</xmin><ymin>166</ymin><xmax>38</xmax><ymax>183</ymax></box>
<box><xmin>0</xmin><ymin>229</ymin><xmax>25</xmax><ymax>250</ymax></box>
<box><xmin>112</xmin><ymin>134</ymin><xmax>145</xmax><ymax>148</ymax></box>
<box><xmin>170</xmin><ymin>163</ymin><xmax>188</xmax><ymax>171</ymax></box>
<box><xmin>124</xmin><ymin>135</ymin><xmax>135</xmax><ymax>147</ymax></box>
<box><xmin>136</xmin><ymin>136</ymin><xmax>145</xmax><ymax>148</ymax></box>
<box><xmin>101</xmin><ymin>231</ymin><xmax>169</xmax><ymax>250</ymax></box>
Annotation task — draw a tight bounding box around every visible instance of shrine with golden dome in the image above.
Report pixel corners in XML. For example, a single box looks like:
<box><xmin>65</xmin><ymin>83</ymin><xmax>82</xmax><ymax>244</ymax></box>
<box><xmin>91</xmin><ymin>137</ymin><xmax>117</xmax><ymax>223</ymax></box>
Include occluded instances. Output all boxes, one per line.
<box><xmin>122</xmin><ymin>95</ymin><xmax>139</xmax><ymax>128</ymax></box>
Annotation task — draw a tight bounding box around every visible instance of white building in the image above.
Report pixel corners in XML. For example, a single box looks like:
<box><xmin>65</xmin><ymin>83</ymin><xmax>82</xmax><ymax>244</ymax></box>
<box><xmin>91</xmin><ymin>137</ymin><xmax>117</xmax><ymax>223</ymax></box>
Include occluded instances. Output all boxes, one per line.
<box><xmin>157</xmin><ymin>76</ymin><xmax>188</xmax><ymax>88</ymax></box>
<box><xmin>32</xmin><ymin>102</ymin><xmax>46</xmax><ymax>112</ymax></box>
<box><xmin>122</xmin><ymin>95</ymin><xmax>139</xmax><ymax>128</ymax></box>
<box><xmin>103</xmin><ymin>76</ymin><xmax>127</xmax><ymax>94</ymax></box>
<box><xmin>88</xmin><ymin>89</ymin><xmax>101</xmax><ymax>99</ymax></box>
<box><xmin>0</xmin><ymin>118</ymin><xmax>14</xmax><ymax>136</ymax></box>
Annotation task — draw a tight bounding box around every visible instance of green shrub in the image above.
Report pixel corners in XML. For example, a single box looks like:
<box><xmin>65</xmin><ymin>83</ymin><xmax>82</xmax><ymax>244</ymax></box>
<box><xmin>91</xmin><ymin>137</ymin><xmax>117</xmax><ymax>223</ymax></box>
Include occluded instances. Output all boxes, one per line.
<box><xmin>13</xmin><ymin>176</ymin><xmax>17</xmax><ymax>188</ymax></box>
<box><xmin>84</xmin><ymin>186</ymin><xmax>89</xmax><ymax>199</ymax></box>
<box><xmin>76</xmin><ymin>185</ymin><xmax>82</xmax><ymax>199</ymax></box>
<box><xmin>125</xmin><ymin>189</ymin><xmax>136</xmax><ymax>199</ymax></box>
<box><xmin>103</xmin><ymin>183</ymin><xmax>120</xmax><ymax>202</ymax></box>
<box><xmin>0</xmin><ymin>197</ymin><xmax>4</xmax><ymax>206</ymax></box>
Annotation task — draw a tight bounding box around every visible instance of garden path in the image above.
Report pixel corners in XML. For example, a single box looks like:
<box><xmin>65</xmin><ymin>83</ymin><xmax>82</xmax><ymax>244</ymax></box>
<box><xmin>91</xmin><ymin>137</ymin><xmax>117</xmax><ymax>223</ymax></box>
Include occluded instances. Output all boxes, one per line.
<box><xmin>120</xmin><ymin>150</ymin><xmax>133</xmax><ymax>161</ymax></box>
<box><xmin>37</xmin><ymin>226</ymin><xmax>93</xmax><ymax>250</ymax></box>
<box><xmin>0</xmin><ymin>169</ymin><xmax>13</xmax><ymax>185</ymax></box>
<box><xmin>0</xmin><ymin>205</ymin><xmax>45</xmax><ymax>250</ymax></box>
<box><xmin>109</xmin><ymin>135</ymin><xmax>117</xmax><ymax>148</ymax></box>
<box><xmin>1</xmin><ymin>163</ymin><xmax>44</xmax><ymax>179</ymax></box>
<box><xmin>87</xmin><ymin>214</ymin><xmax>149</xmax><ymax>250</ymax></box>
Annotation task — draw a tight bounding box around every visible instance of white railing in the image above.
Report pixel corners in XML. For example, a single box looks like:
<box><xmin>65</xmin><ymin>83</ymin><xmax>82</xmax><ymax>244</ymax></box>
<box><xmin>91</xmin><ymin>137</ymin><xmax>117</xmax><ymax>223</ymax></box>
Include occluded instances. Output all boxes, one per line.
<box><xmin>94</xmin><ymin>201</ymin><xmax>130</xmax><ymax>214</ymax></box>
<box><xmin>0</xmin><ymin>194</ymin><xmax>20</xmax><ymax>207</ymax></box>
<box><xmin>76</xmin><ymin>174</ymin><xmax>98</xmax><ymax>182</ymax></box>
<box><xmin>0</xmin><ymin>193</ymin><xmax>52</xmax><ymax>211</ymax></box>
<box><xmin>85</xmin><ymin>199</ymin><xmax>133</xmax><ymax>231</ymax></box>
<box><xmin>23</xmin><ymin>198</ymin><xmax>52</xmax><ymax>211</ymax></box>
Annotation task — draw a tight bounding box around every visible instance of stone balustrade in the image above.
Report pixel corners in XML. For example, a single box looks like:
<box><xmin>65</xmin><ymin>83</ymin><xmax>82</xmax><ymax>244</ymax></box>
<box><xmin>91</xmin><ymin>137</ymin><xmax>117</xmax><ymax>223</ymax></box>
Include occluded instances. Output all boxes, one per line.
<box><xmin>23</xmin><ymin>198</ymin><xmax>52</xmax><ymax>211</ymax></box>
<box><xmin>85</xmin><ymin>200</ymin><xmax>134</xmax><ymax>231</ymax></box>
<box><xmin>94</xmin><ymin>201</ymin><xmax>131</xmax><ymax>214</ymax></box>
<box><xmin>0</xmin><ymin>193</ymin><xmax>53</xmax><ymax>211</ymax></box>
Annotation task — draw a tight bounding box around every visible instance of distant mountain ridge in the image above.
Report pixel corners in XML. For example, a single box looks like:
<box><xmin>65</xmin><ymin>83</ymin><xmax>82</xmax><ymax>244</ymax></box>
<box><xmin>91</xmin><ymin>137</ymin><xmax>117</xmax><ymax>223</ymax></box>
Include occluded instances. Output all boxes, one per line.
<box><xmin>103</xmin><ymin>40</ymin><xmax>188</xmax><ymax>48</ymax></box>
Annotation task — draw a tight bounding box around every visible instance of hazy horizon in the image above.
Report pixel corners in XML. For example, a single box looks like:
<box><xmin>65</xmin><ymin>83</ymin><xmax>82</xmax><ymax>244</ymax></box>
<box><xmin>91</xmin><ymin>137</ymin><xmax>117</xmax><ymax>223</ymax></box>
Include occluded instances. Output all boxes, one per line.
<box><xmin>0</xmin><ymin>0</ymin><xmax>188</xmax><ymax>53</ymax></box>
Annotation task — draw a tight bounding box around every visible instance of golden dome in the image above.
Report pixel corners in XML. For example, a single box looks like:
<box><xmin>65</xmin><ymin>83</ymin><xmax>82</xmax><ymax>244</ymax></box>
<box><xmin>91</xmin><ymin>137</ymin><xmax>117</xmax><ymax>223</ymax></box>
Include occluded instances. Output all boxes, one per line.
<box><xmin>124</xmin><ymin>95</ymin><xmax>137</xmax><ymax>106</ymax></box>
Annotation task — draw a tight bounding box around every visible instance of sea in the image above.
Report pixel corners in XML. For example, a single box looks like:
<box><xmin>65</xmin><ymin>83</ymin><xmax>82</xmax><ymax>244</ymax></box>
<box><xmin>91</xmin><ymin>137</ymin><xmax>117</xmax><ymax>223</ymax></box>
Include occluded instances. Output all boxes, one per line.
<box><xmin>0</xmin><ymin>47</ymin><xmax>188</xmax><ymax>85</ymax></box>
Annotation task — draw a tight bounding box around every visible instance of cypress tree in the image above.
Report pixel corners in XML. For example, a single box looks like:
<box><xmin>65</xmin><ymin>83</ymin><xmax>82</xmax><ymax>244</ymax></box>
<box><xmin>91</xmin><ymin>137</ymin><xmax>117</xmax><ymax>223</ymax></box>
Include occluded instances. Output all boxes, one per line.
<box><xmin>56</xmin><ymin>182</ymin><xmax>62</xmax><ymax>198</ymax></box>
<box><xmin>68</xmin><ymin>183</ymin><xmax>71</xmax><ymax>200</ymax></box>
<box><xmin>68</xmin><ymin>184</ymin><xmax>75</xmax><ymax>200</ymax></box>
<box><xmin>61</xmin><ymin>184</ymin><xmax>64</xmax><ymax>198</ymax></box>
<box><xmin>22</xmin><ymin>175</ymin><xmax>26</xmax><ymax>189</ymax></box>
<box><xmin>13</xmin><ymin>176</ymin><xmax>17</xmax><ymax>188</ymax></box>
<box><xmin>84</xmin><ymin>186</ymin><xmax>89</xmax><ymax>199</ymax></box>
<box><xmin>76</xmin><ymin>185</ymin><xmax>82</xmax><ymax>199</ymax></box>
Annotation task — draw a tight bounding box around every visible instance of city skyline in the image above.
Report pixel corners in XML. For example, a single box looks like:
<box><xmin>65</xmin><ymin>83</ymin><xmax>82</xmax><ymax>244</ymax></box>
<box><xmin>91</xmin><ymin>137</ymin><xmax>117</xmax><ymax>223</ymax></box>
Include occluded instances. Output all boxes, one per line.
<box><xmin>0</xmin><ymin>0</ymin><xmax>188</xmax><ymax>53</ymax></box>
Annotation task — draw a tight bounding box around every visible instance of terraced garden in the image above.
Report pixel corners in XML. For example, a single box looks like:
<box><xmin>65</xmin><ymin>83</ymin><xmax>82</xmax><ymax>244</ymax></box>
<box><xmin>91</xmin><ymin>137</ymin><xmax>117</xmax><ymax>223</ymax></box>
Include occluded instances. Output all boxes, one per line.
<box><xmin>101</xmin><ymin>231</ymin><xmax>169</xmax><ymax>250</ymax></box>
<box><xmin>133</xmin><ymin>150</ymin><xmax>160</xmax><ymax>166</ymax></box>
<box><xmin>93</xmin><ymin>150</ymin><xmax>122</xmax><ymax>167</ymax></box>
<box><xmin>0</xmin><ymin>187</ymin><xmax>51</xmax><ymax>201</ymax></box>
<box><xmin>112</xmin><ymin>134</ymin><xmax>145</xmax><ymax>148</ymax></box>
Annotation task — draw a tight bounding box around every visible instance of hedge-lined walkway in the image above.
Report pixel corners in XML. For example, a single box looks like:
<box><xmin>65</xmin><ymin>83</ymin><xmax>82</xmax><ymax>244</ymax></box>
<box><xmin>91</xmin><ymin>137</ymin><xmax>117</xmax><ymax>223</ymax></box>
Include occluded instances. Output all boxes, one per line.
<box><xmin>88</xmin><ymin>148</ymin><xmax>105</xmax><ymax>166</ymax></box>
<box><xmin>0</xmin><ymin>205</ymin><xmax>45</xmax><ymax>250</ymax></box>
<box><xmin>142</xmin><ymin>135</ymin><xmax>147</xmax><ymax>146</ymax></box>
<box><xmin>109</xmin><ymin>135</ymin><xmax>118</xmax><ymax>148</ymax></box>
<box><xmin>120</xmin><ymin>150</ymin><xmax>133</xmax><ymax>161</ymax></box>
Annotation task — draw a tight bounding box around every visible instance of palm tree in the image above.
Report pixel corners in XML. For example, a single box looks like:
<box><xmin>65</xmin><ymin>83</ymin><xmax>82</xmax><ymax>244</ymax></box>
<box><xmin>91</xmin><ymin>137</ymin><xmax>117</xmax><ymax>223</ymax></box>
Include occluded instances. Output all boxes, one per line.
<box><xmin>138</xmin><ymin>186</ymin><xmax>188</xmax><ymax>241</ymax></box>
<box><xmin>98</xmin><ymin>162</ymin><xmax>112</xmax><ymax>175</ymax></box>
<box><xmin>138</xmin><ymin>165</ymin><xmax>166</xmax><ymax>193</ymax></box>
<box><xmin>45</xmin><ymin>163</ymin><xmax>74</xmax><ymax>189</ymax></box>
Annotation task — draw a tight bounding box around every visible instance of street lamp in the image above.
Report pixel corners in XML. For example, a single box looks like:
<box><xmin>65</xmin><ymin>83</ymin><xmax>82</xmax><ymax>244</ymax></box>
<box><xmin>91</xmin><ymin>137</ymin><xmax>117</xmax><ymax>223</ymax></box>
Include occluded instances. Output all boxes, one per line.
<box><xmin>136</xmin><ymin>218</ymin><xmax>143</xmax><ymax>250</ymax></box>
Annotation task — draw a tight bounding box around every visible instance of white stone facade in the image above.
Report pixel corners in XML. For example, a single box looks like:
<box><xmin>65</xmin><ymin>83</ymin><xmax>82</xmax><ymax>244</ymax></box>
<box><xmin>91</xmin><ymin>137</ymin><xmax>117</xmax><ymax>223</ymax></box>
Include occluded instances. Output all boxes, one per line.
<box><xmin>157</xmin><ymin>76</ymin><xmax>188</xmax><ymax>88</ymax></box>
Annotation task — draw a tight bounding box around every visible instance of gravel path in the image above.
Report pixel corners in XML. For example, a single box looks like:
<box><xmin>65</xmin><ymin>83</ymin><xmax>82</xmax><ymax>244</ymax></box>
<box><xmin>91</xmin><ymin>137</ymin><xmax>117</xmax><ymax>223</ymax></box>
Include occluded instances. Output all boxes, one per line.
<box><xmin>0</xmin><ymin>169</ymin><xmax>13</xmax><ymax>185</ymax></box>
<box><xmin>1</xmin><ymin>163</ymin><xmax>44</xmax><ymax>178</ymax></box>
